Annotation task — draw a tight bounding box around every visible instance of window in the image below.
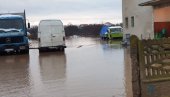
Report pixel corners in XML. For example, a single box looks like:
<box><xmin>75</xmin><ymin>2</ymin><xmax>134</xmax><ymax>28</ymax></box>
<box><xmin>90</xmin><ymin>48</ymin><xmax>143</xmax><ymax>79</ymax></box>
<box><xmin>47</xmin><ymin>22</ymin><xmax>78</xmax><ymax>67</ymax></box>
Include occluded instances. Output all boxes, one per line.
<box><xmin>131</xmin><ymin>16</ymin><xmax>134</xmax><ymax>27</ymax></box>
<box><xmin>0</xmin><ymin>19</ymin><xmax>23</xmax><ymax>29</ymax></box>
<box><xmin>110</xmin><ymin>28</ymin><xmax>121</xmax><ymax>33</ymax></box>
<box><xmin>125</xmin><ymin>17</ymin><xmax>128</xmax><ymax>28</ymax></box>
<box><xmin>0</xmin><ymin>19</ymin><xmax>24</xmax><ymax>33</ymax></box>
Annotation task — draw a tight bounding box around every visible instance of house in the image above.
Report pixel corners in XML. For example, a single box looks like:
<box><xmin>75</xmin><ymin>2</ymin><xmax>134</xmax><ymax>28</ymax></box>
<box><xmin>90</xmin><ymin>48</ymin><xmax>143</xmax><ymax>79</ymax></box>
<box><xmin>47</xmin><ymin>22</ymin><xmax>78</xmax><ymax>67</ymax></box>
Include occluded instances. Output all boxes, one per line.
<box><xmin>140</xmin><ymin>0</ymin><xmax>170</xmax><ymax>38</ymax></box>
<box><xmin>123</xmin><ymin>0</ymin><xmax>170</xmax><ymax>40</ymax></box>
<box><xmin>122</xmin><ymin>0</ymin><xmax>154</xmax><ymax>40</ymax></box>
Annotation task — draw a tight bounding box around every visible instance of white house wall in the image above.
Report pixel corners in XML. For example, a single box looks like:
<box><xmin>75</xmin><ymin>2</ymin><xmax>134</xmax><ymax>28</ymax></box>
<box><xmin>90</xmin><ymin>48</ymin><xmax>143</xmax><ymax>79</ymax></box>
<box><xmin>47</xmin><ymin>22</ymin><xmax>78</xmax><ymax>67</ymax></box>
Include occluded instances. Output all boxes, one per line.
<box><xmin>122</xmin><ymin>0</ymin><xmax>154</xmax><ymax>39</ymax></box>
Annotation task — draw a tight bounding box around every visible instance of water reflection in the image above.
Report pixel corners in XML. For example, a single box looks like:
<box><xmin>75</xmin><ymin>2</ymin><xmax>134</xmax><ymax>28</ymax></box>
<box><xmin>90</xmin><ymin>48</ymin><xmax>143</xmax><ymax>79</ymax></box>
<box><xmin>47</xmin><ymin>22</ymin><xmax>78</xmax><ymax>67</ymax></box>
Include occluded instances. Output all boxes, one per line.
<box><xmin>65</xmin><ymin>38</ymin><xmax>125</xmax><ymax>97</ymax></box>
<box><xmin>39</xmin><ymin>52</ymin><xmax>66</xmax><ymax>81</ymax></box>
<box><xmin>0</xmin><ymin>55</ymin><xmax>30</xmax><ymax>97</ymax></box>
<box><xmin>28</xmin><ymin>50</ymin><xmax>67</xmax><ymax>97</ymax></box>
<box><xmin>100</xmin><ymin>40</ymin><xmax>122</xmax><ymax>50</ymax></box>
<box><xmin>0</xmin><ymin>37</ymin><xmax>127</xmax><ymax>97</ymax></box>
<box><xmin>66</xmin><ymin>36</ymin><xmax>99</xmax><ymax>48</ymax></box>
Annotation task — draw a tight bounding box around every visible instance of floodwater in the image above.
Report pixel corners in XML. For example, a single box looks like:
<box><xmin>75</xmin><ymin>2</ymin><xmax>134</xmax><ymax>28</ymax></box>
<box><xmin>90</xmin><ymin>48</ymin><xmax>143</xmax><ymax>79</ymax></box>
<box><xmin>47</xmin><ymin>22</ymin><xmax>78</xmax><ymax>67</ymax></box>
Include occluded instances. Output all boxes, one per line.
<box><xmin>0</xmin><ymin>36</ymin><xmax>127</xmax><ymax>97</ymax></box>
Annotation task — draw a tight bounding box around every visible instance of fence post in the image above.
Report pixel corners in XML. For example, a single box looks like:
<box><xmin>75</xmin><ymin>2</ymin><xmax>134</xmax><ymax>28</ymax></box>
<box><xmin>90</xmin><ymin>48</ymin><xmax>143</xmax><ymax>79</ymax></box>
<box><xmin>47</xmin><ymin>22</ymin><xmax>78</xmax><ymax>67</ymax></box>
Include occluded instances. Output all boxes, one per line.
<box><xmin>130</xmin><ymin>35</ymin><xmax>141</xmax><ymax>97</ymax></box>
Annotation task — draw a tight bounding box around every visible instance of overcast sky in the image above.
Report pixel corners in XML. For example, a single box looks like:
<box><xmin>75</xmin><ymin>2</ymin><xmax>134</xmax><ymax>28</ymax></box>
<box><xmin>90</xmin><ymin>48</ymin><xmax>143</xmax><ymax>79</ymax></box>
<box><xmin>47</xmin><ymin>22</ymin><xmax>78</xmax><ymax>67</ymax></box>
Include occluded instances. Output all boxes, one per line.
<box><xmin>0</xmin><ymin>0</ymin><xmax>122</xmax><ymax>25</ymax></box>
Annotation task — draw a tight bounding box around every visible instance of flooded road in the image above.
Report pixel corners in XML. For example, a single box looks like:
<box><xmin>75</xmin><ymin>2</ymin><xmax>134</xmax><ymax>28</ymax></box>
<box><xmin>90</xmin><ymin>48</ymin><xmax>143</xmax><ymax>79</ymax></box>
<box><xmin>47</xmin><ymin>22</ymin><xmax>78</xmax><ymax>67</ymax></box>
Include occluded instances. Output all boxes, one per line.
<box><xmin>0</xmin><ymin>37</ymin><xmax>126</xmax><ymax>97</ymax></box>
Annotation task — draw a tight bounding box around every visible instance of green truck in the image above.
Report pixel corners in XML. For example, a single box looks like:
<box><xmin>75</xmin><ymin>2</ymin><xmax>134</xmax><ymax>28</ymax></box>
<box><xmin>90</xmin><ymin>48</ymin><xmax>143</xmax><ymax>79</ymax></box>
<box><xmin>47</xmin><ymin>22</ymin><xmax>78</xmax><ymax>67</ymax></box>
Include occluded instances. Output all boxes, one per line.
<box><xmin>100</xmin><ymin>26</ymin><xmax>123</xmax><ymax>40</ymax></box>
<box><xmin>107</xmin><ymin>26</ymin><xmax>123</xmax><ymax>39</ymax></box>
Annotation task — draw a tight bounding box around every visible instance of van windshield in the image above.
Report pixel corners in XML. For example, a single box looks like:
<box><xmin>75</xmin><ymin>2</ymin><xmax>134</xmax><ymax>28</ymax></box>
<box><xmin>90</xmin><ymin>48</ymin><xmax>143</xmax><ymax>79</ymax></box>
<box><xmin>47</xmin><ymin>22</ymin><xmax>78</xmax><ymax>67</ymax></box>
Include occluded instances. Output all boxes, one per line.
<box><xmin>110</xmin><ymin>28</ymin><xmax>122</xmax><ymax>33</ymax></box>
<box><xmin>0</xmin><ymin>19</ymin><xmax>24</xmax><ymax>33</ymax></box>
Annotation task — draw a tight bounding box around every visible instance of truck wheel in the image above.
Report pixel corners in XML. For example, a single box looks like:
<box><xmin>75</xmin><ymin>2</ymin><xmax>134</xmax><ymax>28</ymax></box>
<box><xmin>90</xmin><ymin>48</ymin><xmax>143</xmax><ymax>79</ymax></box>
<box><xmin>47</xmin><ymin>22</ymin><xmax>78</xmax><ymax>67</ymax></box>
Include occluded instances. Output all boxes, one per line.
<box><xmin>20</xmin><ymin>50</ymin><xmax>29</xmax><ymax>54</ymax></box>
<box><xmin>39</xmin><ymin>48</ymin><xmax>43</xmax><ymax>52</ymax></box>
<box><xmin>60</xmin><ymin>47</ymin><xmax>65</xmax><ymax>52</ymax></box>
<box><xmin>25</xmin><ymin>50</ymin><xmax>29</xmax><ymax>54</ymax></box>
<box><xmin>0</xmin><ymin>51</ymin><xmax>5</xmax><ymax>55</ymax></box>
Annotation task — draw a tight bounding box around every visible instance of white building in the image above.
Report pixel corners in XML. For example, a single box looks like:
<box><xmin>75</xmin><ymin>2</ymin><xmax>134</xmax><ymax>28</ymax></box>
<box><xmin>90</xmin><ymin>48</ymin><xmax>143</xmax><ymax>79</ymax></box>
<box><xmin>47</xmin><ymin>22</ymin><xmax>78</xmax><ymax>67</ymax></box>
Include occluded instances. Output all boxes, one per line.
<box><xmin>140</xmin><ymin>0</ymin><xmax>170</xmax><ymax>38</ymax></box>
<box><xmin>123</xmin><ymin>0</ymin><xmax>170</xmax><ymax>40</ymax></box>
<box><xmin>122</xmin><ymin>0</ymin><xmax>154</xmax><ymax>40</ymax></box>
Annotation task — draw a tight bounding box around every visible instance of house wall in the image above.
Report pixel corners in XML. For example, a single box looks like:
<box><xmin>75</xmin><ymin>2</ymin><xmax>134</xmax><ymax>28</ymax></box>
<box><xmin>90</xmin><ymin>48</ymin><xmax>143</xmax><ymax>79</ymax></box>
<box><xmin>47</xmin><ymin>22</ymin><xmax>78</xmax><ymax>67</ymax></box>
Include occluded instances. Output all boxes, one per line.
<box><xmin>154</xmin><ymin>6</ymin><xmax>170</xmax><ymax>22</ymax></box>
<box><xmin>122</xmin><ymin>0</ymin><xmax>154</xmax><ymax>39</ymax></box>
<box><xmin>154</xmin><ymin>6</ymin><xmax>170</xmax><ymax>37</ymax></box>
<box><xmin>154</xmin><ymin>22</ymin><xmax>170</xmax><ymax>37</ymax></box>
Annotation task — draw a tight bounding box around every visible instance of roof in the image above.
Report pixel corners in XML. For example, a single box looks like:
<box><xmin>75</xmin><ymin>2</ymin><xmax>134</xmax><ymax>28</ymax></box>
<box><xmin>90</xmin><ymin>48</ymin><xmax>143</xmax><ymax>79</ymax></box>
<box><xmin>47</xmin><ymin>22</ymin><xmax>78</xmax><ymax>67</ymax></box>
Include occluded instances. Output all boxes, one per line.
<box><xmin>39</xmin><ymin>19</ymin><xmax>63</xmax><ymax>25</ymax></box>
<box><xmin>0</xmin><ymin>14</ymin><xmax>23</xmax><ymax>19</ymax></box>
<box><xmin>139</xmin><ymin>0</ymin><xmax>170</xmax><ymax>6</ymax></box>
<box><xmin>109</xmin><ymin>26</ymin><xmax>122</xmax><ymax>29</ymax></box>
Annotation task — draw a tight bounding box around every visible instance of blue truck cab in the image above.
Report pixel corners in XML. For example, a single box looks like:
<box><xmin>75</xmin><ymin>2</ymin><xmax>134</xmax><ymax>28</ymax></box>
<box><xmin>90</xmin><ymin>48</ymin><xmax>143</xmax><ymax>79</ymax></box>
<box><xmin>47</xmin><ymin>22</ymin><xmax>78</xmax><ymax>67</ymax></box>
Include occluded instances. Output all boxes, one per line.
<box><xmin>0</xmin><ymin>12</ymin><xmax>29</xmax><ymax>54</ymax></box>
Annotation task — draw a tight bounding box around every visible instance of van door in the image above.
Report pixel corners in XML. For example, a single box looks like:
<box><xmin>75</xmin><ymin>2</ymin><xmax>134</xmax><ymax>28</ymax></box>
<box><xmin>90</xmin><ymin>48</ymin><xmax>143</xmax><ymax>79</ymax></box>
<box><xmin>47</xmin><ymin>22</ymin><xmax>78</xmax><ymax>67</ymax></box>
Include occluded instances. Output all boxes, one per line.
<box><xmin>51</xmin><ymin>25</ymin><xmax>64</xmax><ymax>46</ymax></box>
<box><xmin>40</xmin><ymin>25</ymin><xmax>53</xmax><ymax>47</ymax></box>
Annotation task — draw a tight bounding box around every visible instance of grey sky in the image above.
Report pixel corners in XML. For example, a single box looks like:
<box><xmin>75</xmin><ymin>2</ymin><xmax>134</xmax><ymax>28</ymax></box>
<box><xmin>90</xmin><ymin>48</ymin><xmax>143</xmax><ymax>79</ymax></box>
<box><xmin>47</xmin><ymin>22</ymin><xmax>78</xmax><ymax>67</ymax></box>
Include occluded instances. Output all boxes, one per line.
<box><xmin>0</xmin><ymin>0</ymin><xmax>122</xmax><ymax>25</ymax></box>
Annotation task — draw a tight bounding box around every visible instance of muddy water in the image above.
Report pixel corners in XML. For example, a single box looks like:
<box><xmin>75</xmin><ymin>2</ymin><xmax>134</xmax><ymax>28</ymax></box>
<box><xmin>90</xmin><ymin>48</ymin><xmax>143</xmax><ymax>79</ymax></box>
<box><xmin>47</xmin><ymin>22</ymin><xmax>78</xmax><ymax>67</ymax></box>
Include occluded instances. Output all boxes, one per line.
<box><xmin>0</xmin><ymin>36</ymin><xmax>126</xmax><ymax>97</ymax></box>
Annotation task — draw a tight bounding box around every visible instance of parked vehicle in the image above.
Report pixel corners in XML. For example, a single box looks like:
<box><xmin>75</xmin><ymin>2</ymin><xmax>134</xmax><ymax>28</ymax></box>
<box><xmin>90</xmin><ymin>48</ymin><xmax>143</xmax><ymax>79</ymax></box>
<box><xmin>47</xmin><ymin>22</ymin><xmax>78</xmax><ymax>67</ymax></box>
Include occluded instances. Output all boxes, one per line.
<box><xmin>107</xmin><ymin>26</ymin><xmax>123</xmax><ymax>39</ymax></box>
<box><xmin>0</xmin><ymin>11</ymin><xmax>30</xmax><ymax>54</ymax></box>
<box><xmin>100</xmin><ymin>26</ymin><xmax>123</xmax><ymax>39</ymax></box>
<box><xmin>38</xmin><ymin>19</ymin><xmax>66</xmax><ymax>51</ymax></box>
<box><xmin>100</xmin><ymin>25</ymin><xmax>109</xmax><ymax>39</ymax></box>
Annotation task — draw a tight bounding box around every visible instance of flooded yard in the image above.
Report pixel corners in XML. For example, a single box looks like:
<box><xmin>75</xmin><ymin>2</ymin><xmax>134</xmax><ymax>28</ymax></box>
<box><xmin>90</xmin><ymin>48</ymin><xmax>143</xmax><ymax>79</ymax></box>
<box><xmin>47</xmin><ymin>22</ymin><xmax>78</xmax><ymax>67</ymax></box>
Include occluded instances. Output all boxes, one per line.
<box><xmin>0</xmin><ymin>37</ymin><xmax>127</xmax><ymax>97</ymax></box>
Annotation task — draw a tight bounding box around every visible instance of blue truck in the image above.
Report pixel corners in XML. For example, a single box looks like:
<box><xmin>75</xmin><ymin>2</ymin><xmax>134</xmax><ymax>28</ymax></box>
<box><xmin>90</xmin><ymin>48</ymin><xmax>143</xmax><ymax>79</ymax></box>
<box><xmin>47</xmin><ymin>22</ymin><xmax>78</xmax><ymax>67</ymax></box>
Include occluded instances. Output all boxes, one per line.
<box><xmin>0</xmin><ymin>11</ymin><xmax>30</xmax><ymax>54</ymax></box>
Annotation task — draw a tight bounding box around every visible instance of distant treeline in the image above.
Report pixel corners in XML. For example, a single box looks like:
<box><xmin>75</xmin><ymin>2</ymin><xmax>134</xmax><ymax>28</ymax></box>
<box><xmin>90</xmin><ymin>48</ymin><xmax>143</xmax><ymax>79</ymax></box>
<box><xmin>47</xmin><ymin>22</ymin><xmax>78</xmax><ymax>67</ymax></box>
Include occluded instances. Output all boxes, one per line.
<box><xmin>64</xmin><ymin>24</ymin><xmax>103</xmax><ymax>37</ymax></box>
<box><xmin>28</xmin><ymin>23</ymin><xmax>122</xmax><ymax>39</ymax></box>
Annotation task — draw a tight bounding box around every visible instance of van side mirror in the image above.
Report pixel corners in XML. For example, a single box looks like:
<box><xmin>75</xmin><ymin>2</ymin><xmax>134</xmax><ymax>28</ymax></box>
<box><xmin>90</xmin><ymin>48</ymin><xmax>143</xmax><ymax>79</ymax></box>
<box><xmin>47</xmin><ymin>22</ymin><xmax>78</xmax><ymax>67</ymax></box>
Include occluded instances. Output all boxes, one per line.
<box><xmin>28</xmin><ymin>23</ymin><xmax>30</xmax><ymax>28</ymax></box>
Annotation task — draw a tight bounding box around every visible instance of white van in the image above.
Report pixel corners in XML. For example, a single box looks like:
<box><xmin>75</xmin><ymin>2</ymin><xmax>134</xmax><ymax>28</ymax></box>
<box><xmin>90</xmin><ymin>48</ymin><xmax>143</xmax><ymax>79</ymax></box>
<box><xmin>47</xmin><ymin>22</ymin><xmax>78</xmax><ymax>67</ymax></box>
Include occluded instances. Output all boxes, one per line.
<box><xmin>38</xmin><ymin>19</ymin><xmax>66</xmax><ymax>51</ymax></box>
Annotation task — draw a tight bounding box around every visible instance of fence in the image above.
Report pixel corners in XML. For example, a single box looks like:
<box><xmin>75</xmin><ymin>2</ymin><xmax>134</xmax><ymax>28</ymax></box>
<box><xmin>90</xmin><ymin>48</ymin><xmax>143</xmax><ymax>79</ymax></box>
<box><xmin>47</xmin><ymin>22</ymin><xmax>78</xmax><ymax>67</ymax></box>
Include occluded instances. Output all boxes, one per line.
<box><xmin>130</xmin><ymin>35</ymin><xmax>170</xmax><ymax>97</ymax></box>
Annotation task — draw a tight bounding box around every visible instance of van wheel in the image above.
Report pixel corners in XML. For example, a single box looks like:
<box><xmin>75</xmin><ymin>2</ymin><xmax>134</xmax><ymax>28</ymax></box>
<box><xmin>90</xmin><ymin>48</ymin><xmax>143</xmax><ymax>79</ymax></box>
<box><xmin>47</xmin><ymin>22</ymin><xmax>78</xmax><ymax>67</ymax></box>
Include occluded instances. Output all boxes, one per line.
<box><xmin>39</xmin><ymin>48</ymin><xmax>43</xmax><ymax>52</ymax></box>
<box><xmin>39</xmin><ymin>47</ymin><xmax>47</xmax><ymax>52</ymax></box>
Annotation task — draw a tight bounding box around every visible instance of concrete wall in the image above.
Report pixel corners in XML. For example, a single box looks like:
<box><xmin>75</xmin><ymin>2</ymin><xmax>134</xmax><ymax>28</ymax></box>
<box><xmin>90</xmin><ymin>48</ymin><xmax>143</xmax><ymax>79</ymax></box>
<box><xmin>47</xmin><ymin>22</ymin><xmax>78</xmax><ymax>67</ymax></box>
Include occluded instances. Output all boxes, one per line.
<box><xmin>142</xmin><ymin>81</ymin><xmax>170</xmax><ymax>97</ymax></box>
<box><xmin>122</xmin><ymin>0</ymin><xmax>154</xmax><ymax>39</ymax></box>
<box><xmin>124</xmin><ymin>48</ymin><xmax>133</xmax><ymax>97</ymax></box>
<box><xmin>130</xmin><ymin>36</ymin><xmax>170</xmax><ymax>97</ymax></box>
